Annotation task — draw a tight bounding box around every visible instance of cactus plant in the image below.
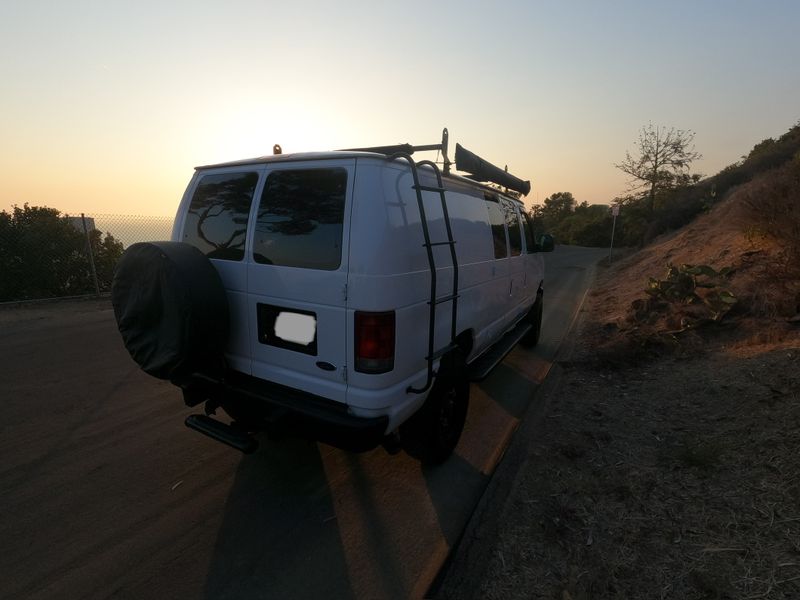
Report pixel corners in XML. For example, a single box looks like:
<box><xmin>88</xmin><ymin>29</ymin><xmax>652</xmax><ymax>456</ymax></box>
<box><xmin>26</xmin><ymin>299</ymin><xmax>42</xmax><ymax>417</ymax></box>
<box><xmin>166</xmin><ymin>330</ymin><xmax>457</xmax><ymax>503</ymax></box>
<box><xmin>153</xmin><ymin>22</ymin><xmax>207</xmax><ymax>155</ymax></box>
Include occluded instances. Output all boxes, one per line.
<box><xmin>642</xmin><ymin>263</ymin><xmax>738</xmax><ymax>330</ymax></box>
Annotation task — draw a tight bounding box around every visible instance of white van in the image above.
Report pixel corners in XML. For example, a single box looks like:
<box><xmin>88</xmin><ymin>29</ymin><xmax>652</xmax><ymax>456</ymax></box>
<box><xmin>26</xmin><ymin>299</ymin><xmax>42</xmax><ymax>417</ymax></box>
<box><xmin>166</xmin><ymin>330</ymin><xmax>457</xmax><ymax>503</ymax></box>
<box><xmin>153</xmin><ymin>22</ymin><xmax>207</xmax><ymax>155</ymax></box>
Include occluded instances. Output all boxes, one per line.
<box><xmin>112</xmin><ymin>129</ymin><xmax>554</xmax><ymax>463</ymax></box>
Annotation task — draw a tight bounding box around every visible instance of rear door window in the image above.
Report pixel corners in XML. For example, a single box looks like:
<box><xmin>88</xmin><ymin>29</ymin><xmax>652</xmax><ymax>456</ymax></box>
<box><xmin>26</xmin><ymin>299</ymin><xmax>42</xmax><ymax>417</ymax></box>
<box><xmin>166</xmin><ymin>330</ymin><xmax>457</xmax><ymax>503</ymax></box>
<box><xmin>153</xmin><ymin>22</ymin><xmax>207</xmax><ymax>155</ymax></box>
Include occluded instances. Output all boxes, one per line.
<box><xmin>485</xmin><ymin>196</ymin><xmax>508</xmax><ymax>259</ymax></box>
<box><xmin>183</xmin><ymin>171</ymin><xmax>258</xmax><ymax>261</ymax></box>
<box><xmin>522</xmin><ymin>212</ymin><xmax>536</xmax><ymax>253</ymax></box>
<box><xmin>253</xmin><ymin>168</ymin><xmax>347</xmax><ymax>270</ymax></box>
<box><xmin>506</xmin><ymin>203</ymin><xmax>523</xmax><ymax>256</ymax></box>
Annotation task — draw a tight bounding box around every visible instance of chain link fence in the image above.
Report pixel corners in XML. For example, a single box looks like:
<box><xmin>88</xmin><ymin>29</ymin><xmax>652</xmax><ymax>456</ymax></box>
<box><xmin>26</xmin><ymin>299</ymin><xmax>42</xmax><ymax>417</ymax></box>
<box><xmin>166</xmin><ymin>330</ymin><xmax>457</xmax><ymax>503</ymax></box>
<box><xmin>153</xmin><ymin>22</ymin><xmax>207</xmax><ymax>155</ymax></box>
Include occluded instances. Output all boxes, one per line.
<box><xmin>0</xmin><ymin>207</ymin><xmax>173</xmax><ymax>303</ymax></box>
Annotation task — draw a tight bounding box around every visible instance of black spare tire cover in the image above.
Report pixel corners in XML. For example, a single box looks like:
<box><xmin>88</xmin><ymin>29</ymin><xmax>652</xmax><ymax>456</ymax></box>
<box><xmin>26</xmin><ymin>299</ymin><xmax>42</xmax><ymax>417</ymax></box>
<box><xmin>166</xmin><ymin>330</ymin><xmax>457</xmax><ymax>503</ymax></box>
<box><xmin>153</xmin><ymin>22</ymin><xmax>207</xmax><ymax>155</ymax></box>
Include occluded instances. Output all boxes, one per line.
<box><xmin>112</xmin><ymin>241</ymin><xmax>229</xmax><ymax>380</ymax></box>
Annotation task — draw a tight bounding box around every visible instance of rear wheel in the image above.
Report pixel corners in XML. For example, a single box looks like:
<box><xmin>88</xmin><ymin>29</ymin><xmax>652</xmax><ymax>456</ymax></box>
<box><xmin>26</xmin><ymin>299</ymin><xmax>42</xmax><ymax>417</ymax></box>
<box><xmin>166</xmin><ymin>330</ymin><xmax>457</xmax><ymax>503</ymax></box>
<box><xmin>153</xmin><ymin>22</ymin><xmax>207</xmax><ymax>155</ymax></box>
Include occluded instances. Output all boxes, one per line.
<box><xmin>401</xmin><ymin>351</ymin><xmax>469</xmax><ymax>465</ymax></box>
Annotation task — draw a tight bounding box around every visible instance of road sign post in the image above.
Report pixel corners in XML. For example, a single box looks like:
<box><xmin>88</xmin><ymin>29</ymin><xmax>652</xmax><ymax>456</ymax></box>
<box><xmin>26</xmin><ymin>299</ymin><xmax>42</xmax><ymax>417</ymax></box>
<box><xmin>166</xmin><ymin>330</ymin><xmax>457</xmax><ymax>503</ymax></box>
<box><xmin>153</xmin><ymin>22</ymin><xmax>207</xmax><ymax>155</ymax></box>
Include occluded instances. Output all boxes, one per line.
<box><xmin>609</xmin><ymin>204</ymin><xmax>619</xmax><ymax>263</ymax></box>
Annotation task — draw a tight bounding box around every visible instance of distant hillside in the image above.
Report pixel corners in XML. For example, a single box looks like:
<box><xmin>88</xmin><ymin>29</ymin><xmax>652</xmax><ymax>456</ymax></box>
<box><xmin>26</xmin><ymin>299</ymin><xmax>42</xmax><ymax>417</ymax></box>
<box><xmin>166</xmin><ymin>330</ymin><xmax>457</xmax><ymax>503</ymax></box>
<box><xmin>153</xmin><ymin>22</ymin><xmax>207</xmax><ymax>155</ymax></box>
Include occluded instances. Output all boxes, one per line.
<box><xmin>657</xmin><ymin>122</ymin><xmax>800</xmax><ymax>234</ymax></box>
<box><xmin>587</xmin><ymin>135</ymin><xmax>800</xmax><ymax>361</ymax></box>
<box><xmin>539</xmin><ymin>121</ymin><xmax>800</xmax><ymax>249</ymax></box>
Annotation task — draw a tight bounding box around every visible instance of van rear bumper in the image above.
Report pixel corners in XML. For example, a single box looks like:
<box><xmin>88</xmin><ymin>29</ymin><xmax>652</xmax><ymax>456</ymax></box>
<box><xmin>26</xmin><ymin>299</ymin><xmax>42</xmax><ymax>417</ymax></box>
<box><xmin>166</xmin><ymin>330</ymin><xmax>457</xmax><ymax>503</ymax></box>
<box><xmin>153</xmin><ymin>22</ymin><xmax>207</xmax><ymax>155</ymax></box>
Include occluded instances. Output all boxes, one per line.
<box><xmin>177</xmin><ymin>371</ymin><xmax>389</xmax><ymax>452</ymax></box>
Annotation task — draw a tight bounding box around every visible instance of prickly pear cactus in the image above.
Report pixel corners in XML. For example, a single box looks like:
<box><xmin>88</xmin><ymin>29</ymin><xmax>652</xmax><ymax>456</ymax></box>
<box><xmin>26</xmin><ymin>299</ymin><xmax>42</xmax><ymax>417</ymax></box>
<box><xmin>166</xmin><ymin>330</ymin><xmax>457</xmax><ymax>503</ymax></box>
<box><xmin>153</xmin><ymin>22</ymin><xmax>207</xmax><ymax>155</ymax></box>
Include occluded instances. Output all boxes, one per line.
<box><xmin>642</xmin><ymin>263</ymin><xmax>738</xmax><ymax>330</ymax></box>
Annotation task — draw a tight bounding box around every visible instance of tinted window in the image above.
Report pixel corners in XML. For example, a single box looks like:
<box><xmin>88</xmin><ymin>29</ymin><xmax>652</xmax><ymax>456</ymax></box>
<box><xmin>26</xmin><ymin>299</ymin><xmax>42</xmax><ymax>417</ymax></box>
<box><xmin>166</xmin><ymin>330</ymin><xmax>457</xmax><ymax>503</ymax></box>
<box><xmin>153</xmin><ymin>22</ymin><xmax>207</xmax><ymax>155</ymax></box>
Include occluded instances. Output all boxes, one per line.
<box><xmin>183</xmin><ymin>171</ymin><xmax>258</xmax><ymax>261</ymax></box>
<box><xmin>523</xmin><ymin>212</ymin><xmax>536</xmax><ymax>253</ymax></box>
<box><xmin>253</xmin><ymin>168</ymin><xmax>347</xmax><ymax>270</ymax></box>
<box><xmin>485</xmin><ymin>197</ymin><xmax>507</xmax><ymax>259</ymax></box>
<box><xmin>506</xmin><ymin>204</ymin><xmax>523</xmax><ymax>257</ymax></box>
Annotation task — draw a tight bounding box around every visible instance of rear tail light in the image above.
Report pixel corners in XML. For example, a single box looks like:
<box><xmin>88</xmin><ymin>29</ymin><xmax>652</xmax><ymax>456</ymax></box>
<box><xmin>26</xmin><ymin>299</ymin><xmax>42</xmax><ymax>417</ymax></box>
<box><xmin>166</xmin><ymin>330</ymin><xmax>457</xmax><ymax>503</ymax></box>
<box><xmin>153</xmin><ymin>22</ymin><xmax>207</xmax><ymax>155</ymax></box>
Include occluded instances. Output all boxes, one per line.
<box><xmin>355</xmin><ymin>311</ymin><xmax>395</xmax><ymax>374</ymax></box>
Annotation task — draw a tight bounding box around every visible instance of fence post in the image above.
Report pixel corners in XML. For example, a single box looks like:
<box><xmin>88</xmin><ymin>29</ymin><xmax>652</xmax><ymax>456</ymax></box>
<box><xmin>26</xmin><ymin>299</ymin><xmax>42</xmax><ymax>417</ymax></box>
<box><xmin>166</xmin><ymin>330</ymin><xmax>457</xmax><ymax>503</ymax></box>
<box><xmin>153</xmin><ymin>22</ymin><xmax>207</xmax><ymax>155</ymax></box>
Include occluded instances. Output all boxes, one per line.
<box><xmin>81</xmin><ymin>213</ymin><xmax>101</xmax><ymax>298</ymax></box>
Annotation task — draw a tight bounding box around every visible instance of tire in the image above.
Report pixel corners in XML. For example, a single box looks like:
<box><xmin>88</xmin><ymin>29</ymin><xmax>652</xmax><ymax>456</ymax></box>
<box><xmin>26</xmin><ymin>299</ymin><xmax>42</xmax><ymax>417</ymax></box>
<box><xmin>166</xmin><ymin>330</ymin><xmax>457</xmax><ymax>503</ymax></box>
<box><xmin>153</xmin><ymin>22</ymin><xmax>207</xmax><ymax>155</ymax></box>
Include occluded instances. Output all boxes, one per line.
<box><xmin>112</xmin><ymin>241</ymin><xmax>229</xmax><ymax>381</ymax></box>
<box><xmin>401</xmin><ymin>351</ymin><xmax>469</xmax><ymax>465</ymax></box>
<box><xmin>521</xmin><ymin>290</ymin><xmax>544</xmax><ymax>348</ymax></box>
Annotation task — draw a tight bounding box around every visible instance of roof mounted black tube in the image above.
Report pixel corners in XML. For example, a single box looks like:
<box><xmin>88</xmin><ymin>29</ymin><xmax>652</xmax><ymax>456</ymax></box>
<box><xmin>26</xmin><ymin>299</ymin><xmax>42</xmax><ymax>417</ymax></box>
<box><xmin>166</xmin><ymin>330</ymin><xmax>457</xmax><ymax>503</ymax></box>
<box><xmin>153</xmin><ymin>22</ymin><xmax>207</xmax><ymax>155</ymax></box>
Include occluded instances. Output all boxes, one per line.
<box><xmin>454</xmin><ymin>143</ymin><xmax>530</xmax><ymax>196</ymax></box>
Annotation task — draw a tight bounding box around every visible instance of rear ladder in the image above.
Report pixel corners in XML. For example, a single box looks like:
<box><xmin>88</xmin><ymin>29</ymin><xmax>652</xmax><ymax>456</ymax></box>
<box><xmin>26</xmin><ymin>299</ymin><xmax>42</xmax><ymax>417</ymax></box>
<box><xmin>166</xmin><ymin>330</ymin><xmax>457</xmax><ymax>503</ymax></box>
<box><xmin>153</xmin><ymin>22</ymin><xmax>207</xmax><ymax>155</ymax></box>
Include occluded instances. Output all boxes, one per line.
<box><xmin>388</xmin><ymin>153</ymin><xmax>460</xmax><ymax>394</ymax></box>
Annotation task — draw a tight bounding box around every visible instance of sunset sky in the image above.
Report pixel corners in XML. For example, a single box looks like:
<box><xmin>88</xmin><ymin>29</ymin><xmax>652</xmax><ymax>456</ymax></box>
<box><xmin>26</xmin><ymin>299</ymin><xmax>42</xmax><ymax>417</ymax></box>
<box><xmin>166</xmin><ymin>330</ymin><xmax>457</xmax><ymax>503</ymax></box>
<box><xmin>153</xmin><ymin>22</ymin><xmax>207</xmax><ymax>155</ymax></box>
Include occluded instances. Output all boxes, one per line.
<box><xmin>2</xmin><ymin>0</ymin><xmax>799</xmax><ymax>217</ymax></box>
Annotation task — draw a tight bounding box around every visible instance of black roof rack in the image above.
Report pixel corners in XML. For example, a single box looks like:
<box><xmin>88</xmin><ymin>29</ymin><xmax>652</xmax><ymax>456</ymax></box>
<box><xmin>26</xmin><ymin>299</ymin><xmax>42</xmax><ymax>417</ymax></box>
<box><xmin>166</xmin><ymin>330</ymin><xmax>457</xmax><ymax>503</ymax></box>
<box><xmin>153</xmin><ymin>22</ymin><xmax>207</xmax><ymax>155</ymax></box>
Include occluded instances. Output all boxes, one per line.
<box><xmin>339</xmin><ymin>128</ymin><xmax>531</xmax><ymax>196</ymax></box>
<box><xmin>340</xmin><ymin>129</ymin><xmax>453</xmax><ymax>174</ymax></box>
<box><xmin>339</xmin><ymin>142</ymin><xmax>438</xmax><ymax>156</ymax></box>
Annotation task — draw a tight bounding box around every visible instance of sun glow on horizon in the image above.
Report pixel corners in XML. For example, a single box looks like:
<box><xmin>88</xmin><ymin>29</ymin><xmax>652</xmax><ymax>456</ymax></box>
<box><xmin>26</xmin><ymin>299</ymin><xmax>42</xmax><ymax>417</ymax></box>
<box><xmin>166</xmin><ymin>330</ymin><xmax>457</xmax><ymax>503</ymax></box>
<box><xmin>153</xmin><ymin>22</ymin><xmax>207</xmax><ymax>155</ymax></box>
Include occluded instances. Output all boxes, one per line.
<box><xmin>191</xmin><ymin>96</ymin><xmax>353</xmax><ymax>165</ymax></box>
<box><xmin>2</xmin><ymin>2</ymin><xmax>798</xmax><ymax>219</ymax></box>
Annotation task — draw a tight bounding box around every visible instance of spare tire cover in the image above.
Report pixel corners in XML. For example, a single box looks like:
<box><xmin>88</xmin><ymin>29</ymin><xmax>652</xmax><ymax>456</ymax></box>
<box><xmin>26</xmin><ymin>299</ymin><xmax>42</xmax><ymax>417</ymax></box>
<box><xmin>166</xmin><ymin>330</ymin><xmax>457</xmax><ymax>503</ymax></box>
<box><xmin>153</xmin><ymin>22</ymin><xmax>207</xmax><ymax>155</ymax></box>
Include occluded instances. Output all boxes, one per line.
<box><xmin>112</xmin><ymin>241</ymin><xmax>229</xmax><ymax>380</ymax></box>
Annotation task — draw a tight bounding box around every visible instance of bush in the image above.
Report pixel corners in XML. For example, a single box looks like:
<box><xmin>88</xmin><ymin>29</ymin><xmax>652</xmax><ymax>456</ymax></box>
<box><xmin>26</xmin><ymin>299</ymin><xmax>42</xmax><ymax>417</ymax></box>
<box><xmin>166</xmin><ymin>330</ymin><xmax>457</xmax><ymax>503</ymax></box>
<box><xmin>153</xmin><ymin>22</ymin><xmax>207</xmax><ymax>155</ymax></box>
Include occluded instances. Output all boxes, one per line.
<box><xmin>0</xmin><ymin>205</ymin><xmax>124</xmax><ymax>301</ymax></box>
<box><xmin>551</xmin><ymin>203</ymin><xmax>613</xmax><ymax>247</ymax></box>
<box><xmin>740</xmin><ymin>158</ymin><xmax>800</xmax><ymax>269</ymax></box>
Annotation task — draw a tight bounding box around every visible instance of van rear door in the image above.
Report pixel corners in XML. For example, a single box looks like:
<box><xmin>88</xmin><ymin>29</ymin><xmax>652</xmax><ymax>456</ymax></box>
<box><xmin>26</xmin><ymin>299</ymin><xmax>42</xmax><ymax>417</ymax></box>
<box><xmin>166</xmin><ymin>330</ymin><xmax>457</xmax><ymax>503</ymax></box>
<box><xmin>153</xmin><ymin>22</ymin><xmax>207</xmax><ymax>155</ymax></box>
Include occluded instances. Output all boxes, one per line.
<box><xmin>246</xmin><ymin>160</ymin><xmax>354</xmax><ymax>403</ymax></box>
<box><xmin>177</xmin><ymin>168</ymin><xmax>262</xmax><ymax>376</ymax></box>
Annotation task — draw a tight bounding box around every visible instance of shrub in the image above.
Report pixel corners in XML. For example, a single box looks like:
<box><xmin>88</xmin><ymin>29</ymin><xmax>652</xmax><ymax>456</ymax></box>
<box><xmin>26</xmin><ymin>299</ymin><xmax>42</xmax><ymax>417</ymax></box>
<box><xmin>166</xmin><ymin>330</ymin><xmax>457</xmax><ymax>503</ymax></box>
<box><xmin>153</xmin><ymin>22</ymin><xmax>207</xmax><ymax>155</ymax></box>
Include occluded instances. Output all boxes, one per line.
<box><xmin>740</xmin><ymin>158</ymin><xmax>800</xmax><ymax>269</ymax></box>
<box><xmin>643</xmin><ymin>263</ymin><xmax>738</xmax><ymax>329</ymax></box>
<box><xmin>0</xmin><ymin>205</ymin><xmax>124</xmax><ymax>301</ymax></box>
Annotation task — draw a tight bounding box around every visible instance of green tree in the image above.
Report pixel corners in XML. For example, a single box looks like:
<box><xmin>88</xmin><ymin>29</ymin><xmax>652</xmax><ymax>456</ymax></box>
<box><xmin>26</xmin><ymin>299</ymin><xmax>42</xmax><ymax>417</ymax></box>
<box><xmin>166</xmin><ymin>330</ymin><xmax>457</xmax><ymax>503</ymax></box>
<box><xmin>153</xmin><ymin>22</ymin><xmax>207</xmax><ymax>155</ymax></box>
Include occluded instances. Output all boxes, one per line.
<box><xmin>535</xmin><ymin>192</ymin><xmax>576</xmax><ymax>234</ymax></box>
<box><xmin>88</xmin><ymin>227</ymin><xmax>125</xmax><ymax>292</ymax></box>
<box><xmin>531</xmin><ymin>193</ymin><xmax>615</xmax><ymax>247</ymax></box>
<box><xmin>548</xmin><ymin>202</ymin><xmax>614</xmax><ymax>247</ymax></box>
<box><xmin>615</xmin><ymin>123</ymin><xmax>702</xmax><ymax>217</ymax></box>
<box><xmin>0</xmin><ymin>204</ymin><xmax>125</xmax><ymax>301</ymax></box>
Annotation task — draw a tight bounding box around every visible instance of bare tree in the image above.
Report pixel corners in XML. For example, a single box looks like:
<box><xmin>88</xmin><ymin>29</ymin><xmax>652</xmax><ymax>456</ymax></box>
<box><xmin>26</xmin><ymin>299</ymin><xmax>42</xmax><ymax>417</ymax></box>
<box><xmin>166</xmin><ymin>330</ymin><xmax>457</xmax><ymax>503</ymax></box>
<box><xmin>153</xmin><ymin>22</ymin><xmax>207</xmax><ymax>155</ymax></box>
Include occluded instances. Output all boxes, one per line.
<box><xmin>616</xmin><ymin>123</ymin><xmax>702</xmax><ymax>216</ymax></box>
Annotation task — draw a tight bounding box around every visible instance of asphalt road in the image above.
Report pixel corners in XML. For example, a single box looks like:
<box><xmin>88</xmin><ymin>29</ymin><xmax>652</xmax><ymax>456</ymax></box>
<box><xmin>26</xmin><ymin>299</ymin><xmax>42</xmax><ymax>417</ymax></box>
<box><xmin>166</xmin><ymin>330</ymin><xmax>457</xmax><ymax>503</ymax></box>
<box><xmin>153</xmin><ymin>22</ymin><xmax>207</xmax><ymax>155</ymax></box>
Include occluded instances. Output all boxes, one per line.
<box><xmin>0</xmin><ymin>245</ymin><xmax>606</xmax><ymax>600</ymax></box>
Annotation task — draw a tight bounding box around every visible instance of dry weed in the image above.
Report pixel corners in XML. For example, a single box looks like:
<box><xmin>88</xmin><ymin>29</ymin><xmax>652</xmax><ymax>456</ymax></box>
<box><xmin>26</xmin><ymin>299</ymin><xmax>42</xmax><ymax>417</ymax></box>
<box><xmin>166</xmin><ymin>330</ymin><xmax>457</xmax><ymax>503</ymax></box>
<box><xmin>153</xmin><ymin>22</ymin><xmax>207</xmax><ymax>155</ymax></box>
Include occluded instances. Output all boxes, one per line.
<box><xmin>477</xmin><ymin>347</ymin><xmax>800</xmax><ymax>600</ymax></box>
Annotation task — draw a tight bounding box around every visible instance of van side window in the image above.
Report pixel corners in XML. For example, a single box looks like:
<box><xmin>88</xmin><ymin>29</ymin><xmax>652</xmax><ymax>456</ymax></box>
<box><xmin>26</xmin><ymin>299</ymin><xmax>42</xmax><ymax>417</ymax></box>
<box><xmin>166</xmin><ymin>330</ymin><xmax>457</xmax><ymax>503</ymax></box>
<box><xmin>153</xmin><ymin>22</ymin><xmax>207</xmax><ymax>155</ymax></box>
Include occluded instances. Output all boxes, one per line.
<box><xmin>183</xmin><ymin>171</ymin><xmax>258</xmax><ymax>261</ymax></box>
<box><xmin>523</xmin><ymin>212</ymin><xmax>537</xmax><ymax>253</ymax></box>
<box><xmin>506</xmin><ymin>205</ymin><xmax>523</xmax><ymax>257</ymax></box>
<box><xmin>484</xmin><ymin>198</ymin><xmax>508</xmax><ymax>259</ymax></box>
<box><xmin>253</xmin><ymin>168</ymin><xmax>347</xmax><ymax>270</ymax></box>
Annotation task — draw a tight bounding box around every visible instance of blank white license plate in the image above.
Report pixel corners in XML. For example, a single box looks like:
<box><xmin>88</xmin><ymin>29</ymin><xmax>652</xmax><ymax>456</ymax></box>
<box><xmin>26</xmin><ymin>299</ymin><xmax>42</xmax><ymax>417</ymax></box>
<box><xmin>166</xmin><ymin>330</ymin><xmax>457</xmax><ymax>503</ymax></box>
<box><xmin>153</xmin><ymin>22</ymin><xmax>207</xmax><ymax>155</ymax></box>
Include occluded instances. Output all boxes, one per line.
<box><xmin>274</xmin><ymin>311</ymin><xmax>316</xmax><ymax>346</ymax></box>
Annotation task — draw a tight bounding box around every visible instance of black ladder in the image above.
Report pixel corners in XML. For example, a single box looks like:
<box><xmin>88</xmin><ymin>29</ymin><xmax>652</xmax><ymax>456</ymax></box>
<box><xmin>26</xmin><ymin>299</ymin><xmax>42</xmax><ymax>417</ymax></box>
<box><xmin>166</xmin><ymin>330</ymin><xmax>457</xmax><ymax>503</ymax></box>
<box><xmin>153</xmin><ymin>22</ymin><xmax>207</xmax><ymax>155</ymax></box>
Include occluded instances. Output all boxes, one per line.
<box><xmin>388</xmin><ymin>154</ymin><xmax>460</xmax><ymax>394</ymax></box>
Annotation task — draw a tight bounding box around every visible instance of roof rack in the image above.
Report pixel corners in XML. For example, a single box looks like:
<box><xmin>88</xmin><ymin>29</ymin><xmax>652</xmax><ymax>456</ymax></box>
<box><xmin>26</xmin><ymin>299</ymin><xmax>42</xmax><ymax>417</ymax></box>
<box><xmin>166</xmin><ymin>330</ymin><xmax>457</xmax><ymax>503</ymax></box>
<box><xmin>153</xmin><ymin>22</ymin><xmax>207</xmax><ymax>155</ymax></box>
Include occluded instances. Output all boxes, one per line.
<box><xmin>339</xmin><ymin>128</ymin><xmax>531</xmax><ymax>196</ymax></box>
<box><xmin>340</xmin><ymin>128</ymin><xmax>453</xmax><ymax>175</ymax></box>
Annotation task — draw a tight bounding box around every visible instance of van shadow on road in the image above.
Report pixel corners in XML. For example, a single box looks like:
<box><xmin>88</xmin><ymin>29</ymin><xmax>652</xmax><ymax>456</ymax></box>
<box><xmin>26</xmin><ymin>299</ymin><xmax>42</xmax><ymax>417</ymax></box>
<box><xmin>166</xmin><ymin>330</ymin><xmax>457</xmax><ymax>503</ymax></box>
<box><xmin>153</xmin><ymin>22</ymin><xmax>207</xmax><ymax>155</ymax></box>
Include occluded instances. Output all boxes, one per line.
<box><xmin>199</xmin><ymin>348</ymin><xmax>547</xmax><ymax>600</ymax></box>
<box><xmin>201</xmin><ymin>421</ymin><xmax>491</xmax><ymax>599</ymax></box>
<box><xmin>201</xmin><ymin>437</ymin><xmax>356</xmax><ymax>599</ymax></box>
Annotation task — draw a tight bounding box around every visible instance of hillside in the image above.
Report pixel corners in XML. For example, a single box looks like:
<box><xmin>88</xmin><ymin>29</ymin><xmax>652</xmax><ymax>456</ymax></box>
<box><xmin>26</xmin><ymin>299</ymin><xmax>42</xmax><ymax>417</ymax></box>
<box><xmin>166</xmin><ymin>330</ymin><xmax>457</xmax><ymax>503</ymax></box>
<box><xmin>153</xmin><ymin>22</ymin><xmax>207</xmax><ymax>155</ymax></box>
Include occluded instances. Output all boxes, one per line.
<box><xmin>538</xmin><ymin>122</ymin><xmax>800</xmax><ymax>250</ymax></box>
<box><xmin>439</xmin><ymin>153</ymin><xmax>800</xmax><ymax>599</ymax></box>
<box><xmin>590</xmin><ymin>161</ymin><xmax>799</xmax><ymax>362</ymax></box>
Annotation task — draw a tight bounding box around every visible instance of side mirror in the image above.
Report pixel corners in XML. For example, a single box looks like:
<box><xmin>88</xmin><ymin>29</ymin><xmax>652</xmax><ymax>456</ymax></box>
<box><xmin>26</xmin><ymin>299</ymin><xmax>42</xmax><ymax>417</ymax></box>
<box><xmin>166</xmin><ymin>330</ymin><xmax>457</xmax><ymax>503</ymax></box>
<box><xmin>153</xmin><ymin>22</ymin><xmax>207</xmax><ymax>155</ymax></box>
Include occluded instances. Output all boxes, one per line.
<box><xmin>538</xmin><ymin>234</ymin><xmax>555</xmax><ymax>253</ymax></box>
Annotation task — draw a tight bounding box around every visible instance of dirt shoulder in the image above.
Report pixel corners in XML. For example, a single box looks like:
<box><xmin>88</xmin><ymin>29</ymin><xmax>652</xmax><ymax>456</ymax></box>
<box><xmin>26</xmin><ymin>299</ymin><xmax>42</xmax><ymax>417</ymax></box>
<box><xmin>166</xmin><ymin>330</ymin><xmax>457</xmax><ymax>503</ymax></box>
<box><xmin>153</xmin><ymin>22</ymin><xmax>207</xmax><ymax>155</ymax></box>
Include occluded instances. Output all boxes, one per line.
<box><xmin>436</xmin><ymin>268</ymin><xmax>800</xmax><ymax>599</ymax></box>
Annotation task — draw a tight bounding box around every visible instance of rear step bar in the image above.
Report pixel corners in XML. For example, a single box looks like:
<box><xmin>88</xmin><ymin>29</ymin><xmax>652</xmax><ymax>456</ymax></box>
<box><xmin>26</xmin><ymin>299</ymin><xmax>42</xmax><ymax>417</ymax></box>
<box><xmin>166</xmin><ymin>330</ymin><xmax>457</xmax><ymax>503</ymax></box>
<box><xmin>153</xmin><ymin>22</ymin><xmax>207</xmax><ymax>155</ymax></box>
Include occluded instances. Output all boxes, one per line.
<box><xmin>185</xmin><ymin>414</ymin><xmax>259</xmax><ymax>454</ymax></box>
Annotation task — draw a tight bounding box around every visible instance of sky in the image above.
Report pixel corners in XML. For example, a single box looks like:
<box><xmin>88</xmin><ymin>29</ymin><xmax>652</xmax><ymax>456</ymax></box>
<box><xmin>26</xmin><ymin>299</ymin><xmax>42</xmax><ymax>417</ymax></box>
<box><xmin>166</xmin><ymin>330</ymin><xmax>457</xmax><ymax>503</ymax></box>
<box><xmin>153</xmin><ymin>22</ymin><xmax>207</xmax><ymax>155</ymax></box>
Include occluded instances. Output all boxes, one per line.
<box><xmin>2</xmin><ymin>0</ymin><xmax>799</xmax><ymax>217</ymax></box>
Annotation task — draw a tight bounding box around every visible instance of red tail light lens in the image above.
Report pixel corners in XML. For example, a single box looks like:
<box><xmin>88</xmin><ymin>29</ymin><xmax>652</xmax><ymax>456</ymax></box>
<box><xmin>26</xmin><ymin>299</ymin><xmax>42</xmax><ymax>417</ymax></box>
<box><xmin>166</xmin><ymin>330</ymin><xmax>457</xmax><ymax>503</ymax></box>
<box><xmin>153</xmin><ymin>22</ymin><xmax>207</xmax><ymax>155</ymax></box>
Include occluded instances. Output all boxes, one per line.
<box><xmin>355</xmin><ymin>311</ymin><xmax>395</xmax><ymax>374</ymax></box>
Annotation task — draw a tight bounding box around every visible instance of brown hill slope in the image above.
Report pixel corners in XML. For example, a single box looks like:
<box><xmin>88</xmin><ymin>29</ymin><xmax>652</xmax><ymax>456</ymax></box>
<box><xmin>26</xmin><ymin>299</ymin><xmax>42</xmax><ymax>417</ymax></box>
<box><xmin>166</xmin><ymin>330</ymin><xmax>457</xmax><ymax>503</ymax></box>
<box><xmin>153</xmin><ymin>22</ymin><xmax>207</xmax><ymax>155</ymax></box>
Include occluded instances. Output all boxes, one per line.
<box><xmin>590</xmin><ymin>163</ymin><xmax>800</xmax><ymax>362</ymax></box>
<box><xmin>438</xmin><ymin>163</ymin><xmax>800</xmax><ymax>599</ymax></box>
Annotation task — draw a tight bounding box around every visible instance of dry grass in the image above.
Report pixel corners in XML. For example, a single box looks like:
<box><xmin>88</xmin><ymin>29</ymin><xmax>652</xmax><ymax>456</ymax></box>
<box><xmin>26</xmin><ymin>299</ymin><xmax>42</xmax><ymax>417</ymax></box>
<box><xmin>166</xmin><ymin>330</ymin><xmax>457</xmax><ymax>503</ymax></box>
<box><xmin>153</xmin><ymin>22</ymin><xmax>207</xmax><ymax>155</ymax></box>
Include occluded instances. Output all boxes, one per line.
<box><xmin>740</xmin><ymin>159</ymin><xmax>800</xmax><ymax>273</ymax></box>
<box><xmin>443</xmin><ymin>356</ymin><xmax>800</xmax><ymax>599</ymax></box>
<box><xmin>475</xmin><ymin>338</ymin><xmax>800</xmax><ymax>600</ymax></box>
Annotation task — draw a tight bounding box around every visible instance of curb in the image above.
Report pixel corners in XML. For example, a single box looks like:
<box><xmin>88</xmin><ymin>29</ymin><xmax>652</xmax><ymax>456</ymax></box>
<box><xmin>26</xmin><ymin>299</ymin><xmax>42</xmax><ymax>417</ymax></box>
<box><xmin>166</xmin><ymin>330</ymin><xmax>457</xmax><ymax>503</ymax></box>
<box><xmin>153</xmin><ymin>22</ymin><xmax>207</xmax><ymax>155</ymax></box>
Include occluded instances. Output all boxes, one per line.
<box><xmin>430</xmin><ymin>263</ymin><xmax>599</xmax><ymax>599</ymax></box>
